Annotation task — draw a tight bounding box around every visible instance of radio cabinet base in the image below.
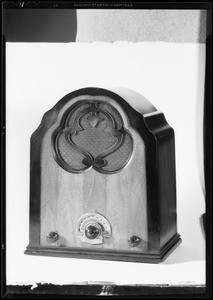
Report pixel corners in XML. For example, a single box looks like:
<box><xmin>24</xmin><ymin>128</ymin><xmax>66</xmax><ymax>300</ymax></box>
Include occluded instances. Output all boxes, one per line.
<box><xmin>25</xmin><ymin>234</ymin><xmax>181</xmax><ymax>264</ymax></box>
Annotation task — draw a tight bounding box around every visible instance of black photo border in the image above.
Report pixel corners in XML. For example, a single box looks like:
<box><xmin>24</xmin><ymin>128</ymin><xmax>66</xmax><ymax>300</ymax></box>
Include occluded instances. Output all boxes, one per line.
<box><xmin>1</xmin><ymin>1</ymin><xmax>212</xmax><ymax>297</ymax></box>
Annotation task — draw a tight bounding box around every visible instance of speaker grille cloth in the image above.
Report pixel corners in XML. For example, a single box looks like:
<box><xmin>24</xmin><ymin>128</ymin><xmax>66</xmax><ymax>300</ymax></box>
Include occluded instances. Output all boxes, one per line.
<box><xmin>57</xmin><ymin>134</ymin><xmax>86</xmax><ymax>169</ymax></box>
<box><xmin>54</xmin><ymin>100</ymin><xmax>133</xmax><ymax>173</ymax></box>
<box><xmin>72</xmin><ymin>112</ymin><xmax>117</xmax><ymax>157</ymax></box>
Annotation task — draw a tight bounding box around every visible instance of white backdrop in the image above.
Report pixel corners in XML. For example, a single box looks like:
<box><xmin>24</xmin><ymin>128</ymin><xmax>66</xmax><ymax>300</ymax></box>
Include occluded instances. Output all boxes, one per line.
<box><xmin>6</xmin><ymin>42</ymin><xmax>206</xmax><ymax>286</ymax></box>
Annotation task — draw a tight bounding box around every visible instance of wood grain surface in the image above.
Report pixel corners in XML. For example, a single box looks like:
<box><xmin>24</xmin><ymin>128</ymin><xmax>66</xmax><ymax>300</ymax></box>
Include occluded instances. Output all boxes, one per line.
<box><xmin>40</xmin><ymin>95</ymin><xmax>148</xmax><ymax>252</ymax></box>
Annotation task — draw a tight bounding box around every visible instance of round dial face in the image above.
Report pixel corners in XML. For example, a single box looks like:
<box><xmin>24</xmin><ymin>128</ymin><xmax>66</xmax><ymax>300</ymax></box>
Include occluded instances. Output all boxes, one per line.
<box><xmin>77</xmin><ymin>211</ymin><xmax>112</xmax><ymax>245</ymax></box>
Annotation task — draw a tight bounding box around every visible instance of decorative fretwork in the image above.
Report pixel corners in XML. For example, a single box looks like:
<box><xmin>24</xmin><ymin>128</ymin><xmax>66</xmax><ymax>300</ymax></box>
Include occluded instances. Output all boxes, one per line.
<box><xmin>52</xmin><ymin>101</ymin><xmax>133</xmax><ymax>174</ymax></box>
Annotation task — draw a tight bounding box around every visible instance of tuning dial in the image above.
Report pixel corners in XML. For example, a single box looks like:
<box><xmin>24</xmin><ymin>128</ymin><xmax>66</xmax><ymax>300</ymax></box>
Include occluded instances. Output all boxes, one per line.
<box><xmin>46</xmin><ymin>231</ymin><xmax>59</xmax><ymax>243</ymax></box>
<box><xmin>77</xmin><ymin>211</ymin><xmax>112</xmax><ymax>245</ymax></box>
<box><xmin>85</xmin><ymin>223</ymin><xmax>101</xmax><ymax>239</ymax></box>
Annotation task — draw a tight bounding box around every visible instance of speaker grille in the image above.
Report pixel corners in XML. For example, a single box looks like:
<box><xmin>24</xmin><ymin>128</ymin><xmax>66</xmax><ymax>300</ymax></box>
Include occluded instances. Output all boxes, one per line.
<box><xmin>53</xmin><ymin>100</ymin><xmax>133</xmax><ymax>173</ymax></box>
<box><xmin>57</xmin><ymin>134</ymin><xmax>86</xmax><ymax>170</ymax></box>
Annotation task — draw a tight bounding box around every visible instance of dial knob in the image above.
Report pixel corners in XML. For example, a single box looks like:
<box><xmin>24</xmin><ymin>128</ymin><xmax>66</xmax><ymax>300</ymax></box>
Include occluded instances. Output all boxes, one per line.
<box><xmin>46</xmin><ymin>231</ymin><xmax>59</xmax><ymax>243</ymax></box>
<box><xmin>128</xmin><ymin>236</ymin><xmax>141</xmax><ymax>247</ymax></box>
<box><xmin>85</xmin><ymin>223</ymin><xmax>101</xmax><ymax>239</ymax></box>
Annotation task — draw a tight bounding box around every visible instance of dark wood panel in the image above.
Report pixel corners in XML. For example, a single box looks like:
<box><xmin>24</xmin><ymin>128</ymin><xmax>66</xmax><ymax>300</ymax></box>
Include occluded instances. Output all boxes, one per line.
<box><xmin>144</xmin><ymin>112</ymin><xmax>178</xmax><ymax>247</ymax></box>
<box><xmin>158</xmin><ymin>131</ymin><xmax>177</xmax><ymax>247</ymax></box>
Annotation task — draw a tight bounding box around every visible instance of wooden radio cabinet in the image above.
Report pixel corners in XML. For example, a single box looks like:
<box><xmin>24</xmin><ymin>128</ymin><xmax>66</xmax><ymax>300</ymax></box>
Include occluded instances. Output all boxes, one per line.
<box><xmin>25</xmin><ymin>87</ymin><xmax>181</xmax><ymax>263</ymax></box>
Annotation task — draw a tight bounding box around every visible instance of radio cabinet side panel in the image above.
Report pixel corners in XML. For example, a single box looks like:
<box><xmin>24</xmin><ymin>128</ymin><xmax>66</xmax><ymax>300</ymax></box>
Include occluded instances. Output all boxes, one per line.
<box><xmin>144</xmin><ymin>113</ymin><xmax>178</xmax><ymax>248</ymax></box>
<box><xmin>157</xmin><ymin>131</ymin><xmax>177</xmax><ymax>247</ymax></box>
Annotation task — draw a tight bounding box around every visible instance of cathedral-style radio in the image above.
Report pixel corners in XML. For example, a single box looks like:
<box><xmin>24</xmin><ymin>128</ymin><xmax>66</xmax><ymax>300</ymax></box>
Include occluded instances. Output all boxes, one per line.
<box><xmin>25</xmin><ymin>87</ymin><xmax>181</xmax><ymax>263</ymax></box>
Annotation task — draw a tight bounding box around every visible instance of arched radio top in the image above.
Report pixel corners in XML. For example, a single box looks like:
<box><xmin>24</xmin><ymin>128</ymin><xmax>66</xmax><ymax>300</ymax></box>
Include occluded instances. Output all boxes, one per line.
<box><xmin>26</xmin><ymin>87</ymin><xmax>181</xmax><ymax>262</ymax></box>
